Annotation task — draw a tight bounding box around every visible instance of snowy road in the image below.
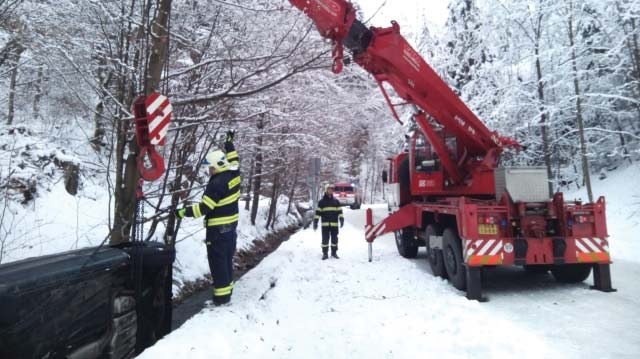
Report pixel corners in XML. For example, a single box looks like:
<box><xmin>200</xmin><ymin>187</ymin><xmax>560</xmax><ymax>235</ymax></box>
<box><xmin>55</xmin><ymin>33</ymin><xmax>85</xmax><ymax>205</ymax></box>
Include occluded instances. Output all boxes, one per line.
<box><xmin>139</xmin><ymin>205</ymin><xmax>640</xmax><ymax>359</ymax></box>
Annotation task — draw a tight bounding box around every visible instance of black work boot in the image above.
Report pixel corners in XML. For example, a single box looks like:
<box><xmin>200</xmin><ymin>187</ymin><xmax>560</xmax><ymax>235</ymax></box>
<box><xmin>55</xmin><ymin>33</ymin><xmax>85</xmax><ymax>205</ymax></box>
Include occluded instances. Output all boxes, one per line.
<box><xmin>213</xmin><ymin>295</ymin><xmax>231</xmax><ymax>307</ymax></box>
<box><xmin>322</xmin><ymin>253</ymin><xmax>329</xmax><ymax>260</ymax></box>
<box><xmin>205</xmin><ymin>296</ymin><xmax>231</xmax><ymax>308</ymax></box>
<box><xmin>331</xmin><ymin>252</ymin><xmax>339</xmax><ymax>259</ymax></box>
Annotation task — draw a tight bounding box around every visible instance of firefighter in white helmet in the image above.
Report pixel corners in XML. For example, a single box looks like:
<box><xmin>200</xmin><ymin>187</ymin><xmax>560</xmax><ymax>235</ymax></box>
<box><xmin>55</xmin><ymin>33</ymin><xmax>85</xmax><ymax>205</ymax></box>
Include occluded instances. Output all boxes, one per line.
<box><xmin>176</xmin><ymin>130</ymin><xmax>241</xmax><ymax>306</ymax></box>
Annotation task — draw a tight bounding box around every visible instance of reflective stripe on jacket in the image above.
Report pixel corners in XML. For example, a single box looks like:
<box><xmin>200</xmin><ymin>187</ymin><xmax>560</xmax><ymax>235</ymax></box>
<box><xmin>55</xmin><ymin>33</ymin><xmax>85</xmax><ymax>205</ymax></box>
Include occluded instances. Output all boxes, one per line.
<box><xmin>314</xmin><ymin>194</ymin><xmax>343</xmax><ymax>225</ymax></box>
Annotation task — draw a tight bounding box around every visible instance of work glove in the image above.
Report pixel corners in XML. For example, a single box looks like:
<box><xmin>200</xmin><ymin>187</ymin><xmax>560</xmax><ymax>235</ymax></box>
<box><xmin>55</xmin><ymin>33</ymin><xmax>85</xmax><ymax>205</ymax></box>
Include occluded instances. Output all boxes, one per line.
<box><xmin>340</xmin><ymin>218</ymin><xmax>344</xmax><ymax>228</ymax></box>
<box><xmin>224</xmin><ymin>130</ymin><xmax>236</xmax><ymax>153</ymax></box>
<box><xmin>225</xmin><ymin>130</ymin><xmax>236</xmax><ymax>143</ymax></box>
<box><xmin>313</xmin><ymin>221</ymin><xmax>318</xmax><ymax>231</ymax></box>
<box><xmin>175</xmin><ymin>208</ymin><xmax>186</xmax><ymax>219</ymax></box>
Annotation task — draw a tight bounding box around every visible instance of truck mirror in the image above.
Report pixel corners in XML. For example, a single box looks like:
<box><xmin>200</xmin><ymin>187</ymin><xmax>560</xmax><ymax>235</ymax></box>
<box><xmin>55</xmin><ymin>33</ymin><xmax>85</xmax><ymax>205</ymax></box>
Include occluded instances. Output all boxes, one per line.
<box><xmin>382</xmin><ymin>170</ymin><xmax>388</xmax><ymax>183</ymax></box>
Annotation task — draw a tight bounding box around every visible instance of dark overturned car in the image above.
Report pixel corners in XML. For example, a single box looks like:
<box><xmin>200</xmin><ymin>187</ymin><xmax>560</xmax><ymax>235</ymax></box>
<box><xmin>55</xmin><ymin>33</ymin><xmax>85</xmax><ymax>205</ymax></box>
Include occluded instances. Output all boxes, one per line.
<box><xmin>0</xmin><ymin>242</ymin><xmax>175</xmax><ymax>359</ymax></box>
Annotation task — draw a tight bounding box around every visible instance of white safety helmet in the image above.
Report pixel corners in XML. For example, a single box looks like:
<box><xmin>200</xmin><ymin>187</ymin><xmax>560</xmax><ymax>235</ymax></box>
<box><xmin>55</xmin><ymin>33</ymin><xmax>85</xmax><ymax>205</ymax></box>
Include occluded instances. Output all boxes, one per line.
<box><xmin>202</xmin><ymin>150</ymin><xmax>229</xmax><ymax>170</ymax></box>
<box><xmin>324</xmin><ymin>183</ymin><xmax>334</xmax><ymax>192</ymax></box>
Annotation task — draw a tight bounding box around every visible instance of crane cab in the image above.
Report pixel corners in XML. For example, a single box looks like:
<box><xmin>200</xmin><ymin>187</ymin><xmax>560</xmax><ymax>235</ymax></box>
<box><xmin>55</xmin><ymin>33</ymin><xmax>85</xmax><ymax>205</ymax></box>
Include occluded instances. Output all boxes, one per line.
<box><xmin>382</xmin><ymin>130</ymin><xmax>447</xmax><ymax>209</ymax></box>
<box><xmin>409</xmin><ymin>131</ymin><xmax>445</xmax><ymax>194</ymax></box>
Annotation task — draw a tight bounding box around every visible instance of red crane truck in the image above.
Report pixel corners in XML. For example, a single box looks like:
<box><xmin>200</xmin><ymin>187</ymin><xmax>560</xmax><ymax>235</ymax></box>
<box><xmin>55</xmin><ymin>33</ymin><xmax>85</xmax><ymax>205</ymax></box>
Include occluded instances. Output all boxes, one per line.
<box><xmin>289</xmin><ymin>0</ymin><xmax>614</xmax><ymax>300</ymax></box>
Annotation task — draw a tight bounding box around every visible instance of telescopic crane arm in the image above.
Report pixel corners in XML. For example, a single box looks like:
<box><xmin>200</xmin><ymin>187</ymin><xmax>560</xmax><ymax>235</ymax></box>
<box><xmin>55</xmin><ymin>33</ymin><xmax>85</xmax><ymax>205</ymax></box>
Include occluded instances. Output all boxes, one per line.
<box><xmin>288</xmin><ymin>0</ymin><xmax>518</xmax><ymax>185</ymax></box>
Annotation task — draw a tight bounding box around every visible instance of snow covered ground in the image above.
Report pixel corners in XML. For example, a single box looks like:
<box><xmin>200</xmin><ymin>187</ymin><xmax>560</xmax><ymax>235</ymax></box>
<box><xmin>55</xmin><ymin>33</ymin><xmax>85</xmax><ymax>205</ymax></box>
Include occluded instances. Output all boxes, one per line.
<box><xmin>139</xmin><ymin>168</ymin><xmax>640</xmax><ymax>359</ymax></box>
<box><xmin>140</xmin><ymin>211</ymin><xmax>640</xmax><ymax>358</ymax></box>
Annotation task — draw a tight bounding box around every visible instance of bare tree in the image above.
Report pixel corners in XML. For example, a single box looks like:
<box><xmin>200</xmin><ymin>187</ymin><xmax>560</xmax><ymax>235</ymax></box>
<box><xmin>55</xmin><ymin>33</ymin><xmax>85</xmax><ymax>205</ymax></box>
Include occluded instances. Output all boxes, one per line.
<box><xmin>567</xmin><ymin>0</ymin><xmax>594</xmax><ymax>202</ymax></box>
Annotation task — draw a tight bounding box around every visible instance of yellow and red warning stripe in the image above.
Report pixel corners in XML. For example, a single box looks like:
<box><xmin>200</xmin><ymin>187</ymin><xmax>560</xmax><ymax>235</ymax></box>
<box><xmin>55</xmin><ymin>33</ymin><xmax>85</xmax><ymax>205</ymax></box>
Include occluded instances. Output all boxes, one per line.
<box><xmin>575</xmin><ymin>237</ymin><xmax>610</xmax><ymax>263</ymax></box>
<box><xmin>465</xmin><ymin>239</ymin><xmax>504</xmax><ymax>266</ymax></box>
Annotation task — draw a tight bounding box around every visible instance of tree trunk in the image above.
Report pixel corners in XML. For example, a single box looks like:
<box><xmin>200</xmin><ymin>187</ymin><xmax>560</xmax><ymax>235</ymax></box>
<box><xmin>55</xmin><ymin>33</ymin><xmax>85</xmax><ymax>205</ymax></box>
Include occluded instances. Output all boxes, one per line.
<box><xmin>113</xmin><ymin>142</ymin><xmax>139</xmax><ymax>244</ymax></box>
<box><xmin>629</xmin><ymin>18</ymin><xmax>640</xmax><ymax>94</ymax></box>
<box><xmin>287</xmin><ymin>162</ymin><xmax>299</xmax><ymax>215</ymax></box>
<box><xmin>556</xmin><ymin>150</ymin><xmax>562</xmax><ymax>189</ymax></box>
<box><xmin>112</xmin><ymin>0</ymin><xmax>172</xmax><ymax>244</ymax></box>
<box><xmin>628</xmin><ymin>17</ymin><xmax>640</xmax><ymax>127</ymax></box>
<box><xmin>534</xmin><ymin>14</ymin><xmax>554</xmax><ymax>196</ymax></box>
<box><xmin>164</xmin><ymin>144</ymin><xmax>189</xmax><ymax>246</ymax></box>
<box><xmin>371</xmin><ymin>159</ymin><xmax>377</xmax><ymax>203</ymax></box>
<box><xmin>266</xmin><ymin>171</ymin><xmax>280</xmax><ymax>229</ymax></box>
<box><xmin>91</xmin><ymin>101</ymin><xmax>106</xmax><ymax>151</ymax></box>
<box><xmin>111</xmin><ymin>34</ymin><xmax>143</xmax><ymax>244</ymax></box>
<box><xmin>111</xmin><ymin>4</ymin><xmax>140</xmax><ymax>245</ymax></box>
<box><xmin>250</xmin><ymin>116</ymin><xmax>264</xmax><ymax>225</ymax></box>
<box><xmin>362</xmin><ymin>157</ymin><xmax>369</xmax><ymax>204</ymax></box>
<box><xmin>145</xmin><ymin>0</ymin><xmax>172</xmax><ymax>94</ymax></box>
<box><xmin>250</xmin><ymin>154</ymin><xmax>263</xmax><ymax>226</ymax></box>
<box><xmin>244</xmin><ymin>158</ymin><xmax>254</xmax><ymax>211</ymax></box>
<box><xmin>615</xmin><ymin>2</ymin><xmax>640</xmax><ymax>129</ymax></box>
<box><xmin>615</xmin><ymin>118</ymin><xmax>632</xmax><ymax>164</ymax></box>
<box><xmin>33</xmin><ymin>65</ymin><xmax>44</xmax><ymax>120</ymax></box>
<box><xmin>63</xmin><ymin>162</ymin><xmax>80</xmax><ymax>195</ymax></box>
<box><xmin>568</xmin><ymin>3</ymin><xmax>594</xmax><ymax>203</ymax></box>
<box><xmin>91</xmin><ymin>65</ymin><xmax>112</xmax><ymax>151</ymax></box>
<box><xmin>6</xmin><ymin>44</ymin><xmax>23</xmax><ymax>125</ymax></box>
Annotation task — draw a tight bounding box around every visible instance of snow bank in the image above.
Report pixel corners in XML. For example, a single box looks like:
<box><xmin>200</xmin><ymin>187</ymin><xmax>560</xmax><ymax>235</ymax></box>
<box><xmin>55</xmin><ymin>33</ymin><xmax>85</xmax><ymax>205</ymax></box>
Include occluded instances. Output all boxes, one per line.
<box><xmin>0</xmin><ymin>181</ymin><xmax>109</xmax><ymax>263</ymax></box>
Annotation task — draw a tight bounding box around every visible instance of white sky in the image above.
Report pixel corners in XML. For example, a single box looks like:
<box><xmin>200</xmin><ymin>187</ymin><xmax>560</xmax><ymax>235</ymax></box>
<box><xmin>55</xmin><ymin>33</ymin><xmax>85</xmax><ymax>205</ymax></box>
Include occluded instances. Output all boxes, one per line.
<box><xmin>355</xmin><ymin>0</ymin><xmax>450</xmax><ymax>34</ymax></box>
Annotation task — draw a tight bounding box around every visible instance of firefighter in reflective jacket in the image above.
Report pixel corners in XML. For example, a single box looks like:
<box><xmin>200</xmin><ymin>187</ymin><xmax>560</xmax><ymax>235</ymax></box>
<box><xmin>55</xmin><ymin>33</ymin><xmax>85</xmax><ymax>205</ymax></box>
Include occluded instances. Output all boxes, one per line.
<box><xmin>313</xmin><ymin>184</ymin><xmax>344</xmax><ymax>260</ymax></box>
<box><xmin>176</xmin><ymin>130</ymin><xmax>241</xmax><ymax>306</ymax></box>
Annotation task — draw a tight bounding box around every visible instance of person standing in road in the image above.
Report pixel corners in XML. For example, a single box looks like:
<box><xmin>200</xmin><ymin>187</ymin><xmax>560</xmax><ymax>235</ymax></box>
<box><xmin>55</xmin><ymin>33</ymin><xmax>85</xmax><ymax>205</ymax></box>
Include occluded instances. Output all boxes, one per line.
<box><xmin>176</xmin><ymin>130</ymin><xmax>241</xmax><ymax>306</ymax></box>
<box><xmin>313</xmin><ymin>184</ymin><xmax>344</xmax><ymax>260</ymax></box>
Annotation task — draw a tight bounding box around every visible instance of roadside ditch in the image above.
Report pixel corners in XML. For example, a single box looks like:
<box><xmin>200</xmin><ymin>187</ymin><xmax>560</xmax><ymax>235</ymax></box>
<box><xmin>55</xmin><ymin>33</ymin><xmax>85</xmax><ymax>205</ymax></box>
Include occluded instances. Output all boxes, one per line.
<box><xmin>171</xmin><ymin>224</ymin><xmax>301</xmax><ymax>329</ymax></box>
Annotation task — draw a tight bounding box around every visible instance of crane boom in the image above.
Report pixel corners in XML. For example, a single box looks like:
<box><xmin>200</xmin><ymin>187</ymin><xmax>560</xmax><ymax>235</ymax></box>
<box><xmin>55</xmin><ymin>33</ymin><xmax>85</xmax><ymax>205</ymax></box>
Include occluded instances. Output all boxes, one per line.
<box><xmin>288</xmin><ymin>0</ymin><xmax>518</xmax><ymax>184</ymax></box>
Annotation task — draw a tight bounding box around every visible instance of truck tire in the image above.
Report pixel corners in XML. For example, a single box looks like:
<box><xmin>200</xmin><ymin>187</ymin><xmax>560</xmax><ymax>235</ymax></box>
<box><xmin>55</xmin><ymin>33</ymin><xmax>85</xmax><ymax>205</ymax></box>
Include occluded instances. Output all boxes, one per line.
<box><xmin>443</xmin><ymin>228</ymin><xmax>466</xmax><ymax>290</ymax></box>
<box><xmin>424</xmin><ymin>225</ymin><xmax>447</xmax><ymax>278</ymax></box>
<box><xmin>395</xmin><ymin>228</ymin><xmax>418</xmax><ymax>258</ymax></box>
<box><xmin>551</xmin><ymin>264</ymin><xmax>592</xmax><ymax>283</ymax></box>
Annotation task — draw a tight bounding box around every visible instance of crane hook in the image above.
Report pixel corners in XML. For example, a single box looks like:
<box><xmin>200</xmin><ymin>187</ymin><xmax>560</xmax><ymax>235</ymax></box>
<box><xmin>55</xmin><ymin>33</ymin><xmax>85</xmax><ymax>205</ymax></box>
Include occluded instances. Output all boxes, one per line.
<box><xmin>137</xmin><ymin>145</ymin><xmax>165</xmax><ymax>181</ymax></box>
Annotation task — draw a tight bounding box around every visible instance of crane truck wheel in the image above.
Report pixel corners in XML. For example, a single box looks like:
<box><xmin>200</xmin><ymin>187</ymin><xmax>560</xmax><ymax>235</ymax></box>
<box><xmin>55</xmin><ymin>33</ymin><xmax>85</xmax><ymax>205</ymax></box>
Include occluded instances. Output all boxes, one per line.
<box><xmin>550</xmin><ymin>264</ymin><xmax>592</xmax><ymax>283</ymax></box>
<box><xmin>443</xmin><ymin>228</ymin><xmax>466</xmax><ymax>290</ymax></box>
<box><xmin>395</xmin><ymin>228</ymin><xmax>419</xmax><ymax>258</ymax></box>
<box><xmin>424</xmin><ymin>225</ymin><xmax>447</xmax><ymax>278</ymax></box>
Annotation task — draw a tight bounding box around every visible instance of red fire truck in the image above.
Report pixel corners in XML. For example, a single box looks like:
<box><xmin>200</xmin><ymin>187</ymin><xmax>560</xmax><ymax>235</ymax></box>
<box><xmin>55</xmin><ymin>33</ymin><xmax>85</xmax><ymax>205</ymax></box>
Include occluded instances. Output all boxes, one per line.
<box><xmin>289</xmin><ymin>0</ymin><xmax>614</xmax><ymax>300</ymax></box>
<box><xmin>333</xmin><ymin>182</ymin><xmax>362</xmax><ymax>209</ymax></box>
